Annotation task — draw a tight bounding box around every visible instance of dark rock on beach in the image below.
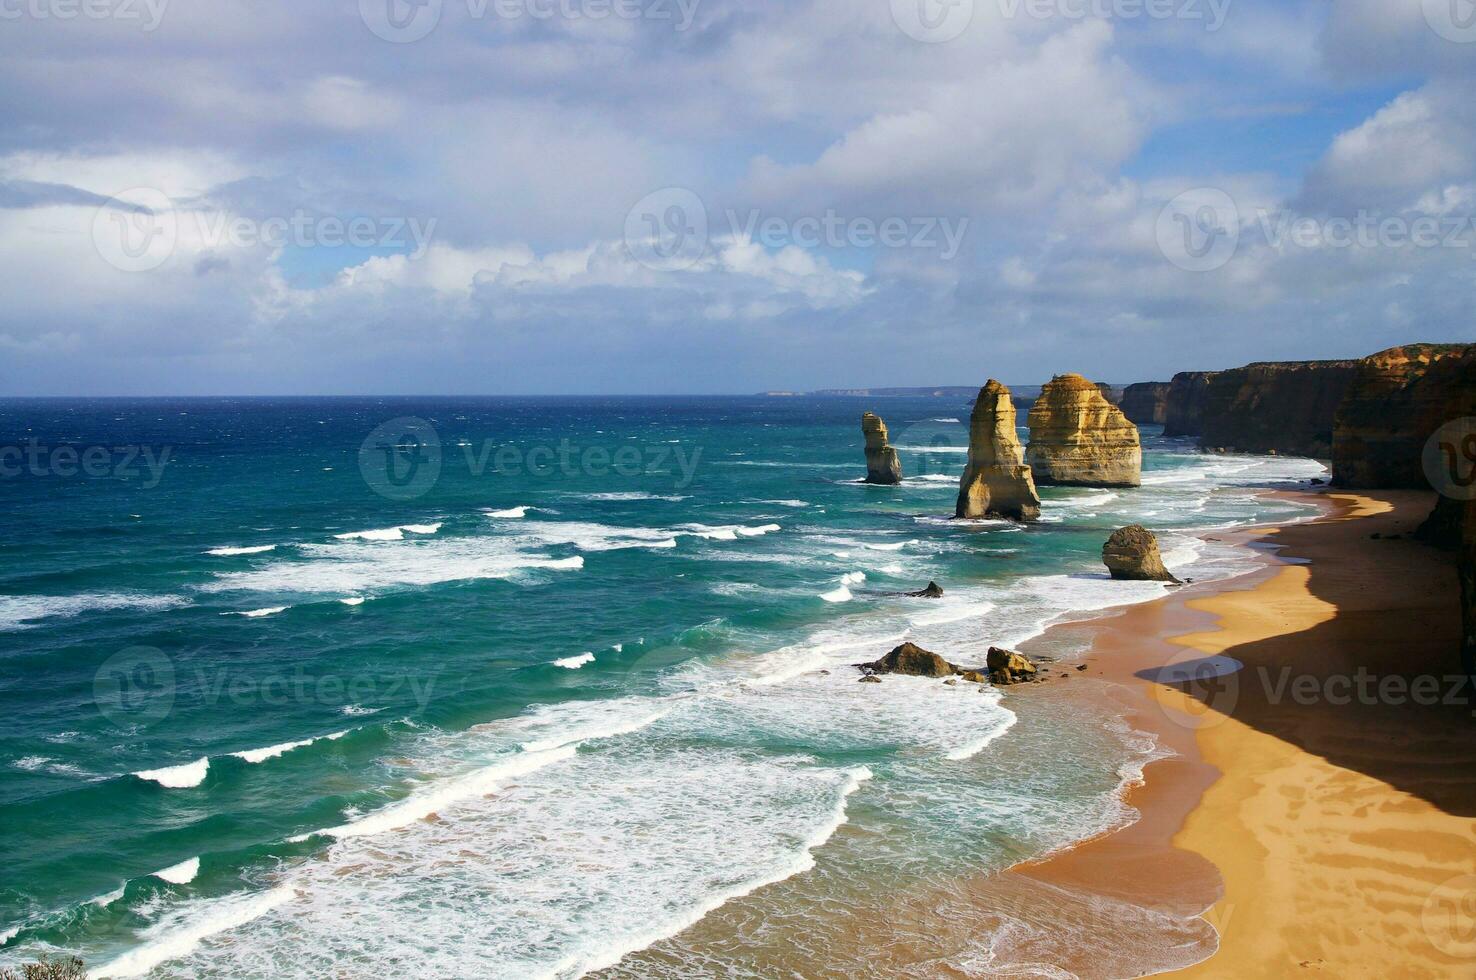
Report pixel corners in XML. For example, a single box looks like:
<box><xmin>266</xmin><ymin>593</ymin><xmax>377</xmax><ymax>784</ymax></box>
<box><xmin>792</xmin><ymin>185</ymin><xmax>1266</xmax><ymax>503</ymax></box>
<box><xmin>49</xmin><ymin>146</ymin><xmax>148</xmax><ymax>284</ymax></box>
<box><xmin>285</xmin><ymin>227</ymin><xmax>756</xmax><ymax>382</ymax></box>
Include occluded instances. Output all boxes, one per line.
<box><xmin>1102</xmin><ymin>525</ymin><xmax>1180</xmax><ymax>583</ymax></box>
<box><xmin>986</xmin><ymin>647</ymin><xmax>1038</xmax><ymax>685</ymax></box>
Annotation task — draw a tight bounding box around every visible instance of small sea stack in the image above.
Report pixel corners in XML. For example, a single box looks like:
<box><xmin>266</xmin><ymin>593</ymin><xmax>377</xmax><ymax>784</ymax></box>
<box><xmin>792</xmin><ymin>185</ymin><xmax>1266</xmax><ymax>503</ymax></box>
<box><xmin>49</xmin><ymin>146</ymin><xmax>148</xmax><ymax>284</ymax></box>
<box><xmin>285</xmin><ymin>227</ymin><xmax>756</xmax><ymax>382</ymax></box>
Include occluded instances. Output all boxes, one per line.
<box><xmin>1102</xmin><ymin>525</ymin><xmax>1180</xmax><ymax>583</ymax></box>
<box><xmin>955</xmin><ymin>380</ymin><xmax>1041</xmax><ymax>521</ymax></box>
<box><xmin>861</xmin><ymin>412</ymin><xmax>903</xmax><ymax>485</ymax></box>
<box><xmin>1026</xmin><ymin>373</ymin><xmax>1142</xmax><ymax>487</ymax></box>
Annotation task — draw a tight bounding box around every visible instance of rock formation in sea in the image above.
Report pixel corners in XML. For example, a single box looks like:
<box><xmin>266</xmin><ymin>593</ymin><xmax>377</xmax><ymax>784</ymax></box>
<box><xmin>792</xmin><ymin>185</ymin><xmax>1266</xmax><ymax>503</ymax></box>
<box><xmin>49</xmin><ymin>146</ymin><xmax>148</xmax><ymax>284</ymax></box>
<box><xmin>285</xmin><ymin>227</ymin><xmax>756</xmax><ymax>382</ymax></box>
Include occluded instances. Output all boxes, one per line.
<box><xmin>955</xmin><ymin>381</ymin><xmax>1042</xmax><ymax>521</ymax></box>
<box><xmin>986</xmin><ymin>647</ymin><xmax>1038</xmax><ymax>685</ymax></box>
<box><xmin>1332</xmin><ymin>344</ymin><xmax>1476</xmax><ymax>488</ymax></box>
<box><xmin>1198</xmin><ymin>360</ymin><xmax>1362</xmax><ymax>457</ymax></box>
<box><xmin>1025</xmin><ymin>374</ymin><xmax>1142</xmax><ymax>487</ymax></box>
<box><xmin>905</xmin><ymin>581</ymin><xmax>945</xmax><ymax>598</ymax></box>
<box><xmin>855</xmin><ymin>642</ymin><xmax>999</xmax><ymax>684</ymax></box>
<box><xmin>858</xmin><ymin>642</ymin><xmax>956</xmax><ymax>678</ymax></box>
<box><xmin>1120</xmin><ymin>382</ymin><xmax>1170</xmax><ymax>425</ymax></box>
<box><xmin>1102</xmin><ymin>525</ymin><xmax>1180</xmax><ymax>583</ymax></box>
<box><xmin>1162</xmin><ymin>371</ymin><xmax>1217</xmax><ymax>438</ymax></box>
<box><xmin>861</xmin><ymin>412</ymin><xmax>902</xmax><ymax>485</ymax></box>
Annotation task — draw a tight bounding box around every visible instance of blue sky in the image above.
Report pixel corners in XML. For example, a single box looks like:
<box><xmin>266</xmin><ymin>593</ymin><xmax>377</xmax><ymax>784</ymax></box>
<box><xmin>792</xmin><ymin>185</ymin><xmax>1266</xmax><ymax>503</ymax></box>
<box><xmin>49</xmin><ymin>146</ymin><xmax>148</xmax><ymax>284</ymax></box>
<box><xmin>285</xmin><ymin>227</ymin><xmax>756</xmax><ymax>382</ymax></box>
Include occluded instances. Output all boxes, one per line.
<box><xmin>0</xmin><ymin>0</ymin><xmax>1473</xmax><ymax>394</ymax></box>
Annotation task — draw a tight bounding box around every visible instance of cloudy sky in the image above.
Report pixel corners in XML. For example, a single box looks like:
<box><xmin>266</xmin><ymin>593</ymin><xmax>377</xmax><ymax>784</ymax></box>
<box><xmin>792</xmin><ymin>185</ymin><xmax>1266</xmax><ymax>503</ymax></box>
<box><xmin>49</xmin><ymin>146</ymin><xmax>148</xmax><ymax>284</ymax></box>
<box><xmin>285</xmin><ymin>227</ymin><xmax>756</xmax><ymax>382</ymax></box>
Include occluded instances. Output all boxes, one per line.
<box><xmin>1</xmin><ymin>0</ymin><xmax>1473</xmax><ymax>394</ymax></box>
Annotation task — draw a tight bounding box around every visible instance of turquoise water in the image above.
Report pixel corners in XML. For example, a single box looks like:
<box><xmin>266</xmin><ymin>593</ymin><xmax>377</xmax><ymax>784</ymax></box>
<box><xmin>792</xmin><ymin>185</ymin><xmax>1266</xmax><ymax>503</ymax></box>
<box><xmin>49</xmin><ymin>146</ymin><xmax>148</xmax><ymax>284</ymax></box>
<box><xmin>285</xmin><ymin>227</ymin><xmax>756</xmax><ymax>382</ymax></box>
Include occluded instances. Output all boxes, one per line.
<box><xmin>0</xmin><ymin>397</ymin><xmax>1322</xmax><ymax>977</ymax></box>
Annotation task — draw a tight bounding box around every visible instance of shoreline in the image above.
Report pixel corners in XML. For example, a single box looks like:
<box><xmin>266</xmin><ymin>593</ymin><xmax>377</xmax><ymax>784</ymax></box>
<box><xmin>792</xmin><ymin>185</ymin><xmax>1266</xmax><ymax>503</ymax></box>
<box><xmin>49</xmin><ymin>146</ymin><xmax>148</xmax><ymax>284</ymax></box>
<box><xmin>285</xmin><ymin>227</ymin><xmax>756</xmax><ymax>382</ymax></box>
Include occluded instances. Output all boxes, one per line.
<box><xmin>1008</xmin><ymin>487</ymin><xmax>1476</xmax><ymax>977</ymax></box>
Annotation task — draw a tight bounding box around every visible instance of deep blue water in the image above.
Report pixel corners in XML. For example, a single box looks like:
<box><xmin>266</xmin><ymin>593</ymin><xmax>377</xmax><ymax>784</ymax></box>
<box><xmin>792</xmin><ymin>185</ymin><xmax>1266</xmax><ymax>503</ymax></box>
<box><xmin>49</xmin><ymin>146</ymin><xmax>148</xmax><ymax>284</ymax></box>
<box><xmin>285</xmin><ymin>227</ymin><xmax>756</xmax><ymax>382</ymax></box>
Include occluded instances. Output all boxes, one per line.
<box><xmin>0</xmin><ymin>396</ymin><xmax>1322</xmax><ymax>977</ymax></box>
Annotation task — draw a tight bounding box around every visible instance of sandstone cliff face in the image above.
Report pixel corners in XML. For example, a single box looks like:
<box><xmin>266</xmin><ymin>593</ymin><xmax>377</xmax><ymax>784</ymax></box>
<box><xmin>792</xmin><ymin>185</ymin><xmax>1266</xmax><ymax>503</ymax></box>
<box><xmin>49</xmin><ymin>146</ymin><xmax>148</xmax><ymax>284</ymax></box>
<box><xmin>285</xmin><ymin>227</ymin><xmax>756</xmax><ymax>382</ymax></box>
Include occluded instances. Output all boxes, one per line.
<box><xmin>1198</xmin><ymin>360</ymin><xmax>1362</xmax><ymax>457</ymax></box>
<box><xmin>956</xmin><ymin>381</ymin><xmax>1041</xmax><ymax>521</ymax></box>
<box><xmin>1120</xmin><ymin>382</ymin><xmax>1170</xmax><ymax>425</ymax></box>
<box><xmin>861</xmin><ymin>412</ymin><xmax>902</xmax><ymax>485</ymax></box>
<box><xmin>1026</xmin><ymin>374</ymin><xmax>1141</xmax><ymax>487</ymax></box>
<box><xmin>1162</xmin><ymin>371</ymin><xmax>1216</xmax><ymax>437</ymax></box>
<box><xmin>1331</xmin><ymin>344</ymin><xmax>1476</xmax><ymax>488</ymax></box>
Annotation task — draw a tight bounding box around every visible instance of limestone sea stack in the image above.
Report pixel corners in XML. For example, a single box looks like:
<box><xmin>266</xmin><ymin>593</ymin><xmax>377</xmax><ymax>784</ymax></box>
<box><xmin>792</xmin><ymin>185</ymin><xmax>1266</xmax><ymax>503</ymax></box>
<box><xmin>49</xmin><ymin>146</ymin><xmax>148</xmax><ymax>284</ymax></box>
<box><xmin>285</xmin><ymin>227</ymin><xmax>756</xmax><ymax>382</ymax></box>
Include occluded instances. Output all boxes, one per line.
<box><xmin>955</xmin><ymin>381</ymin><xmax>1041</xmax><ymax>521</ymax></box>
<box><xmin>1026</xmin><ymin>374</ymin><xmax>1142</xmax><ymax>487</ymax></box>
<box><xmin>1102</xmin><ymin>525</ymin><xmax>1180</xmax><ymax>583</ymax></box>
<box><xmin>861</xmin><ymin>412</ymin><xmax>902</xmax><ymax>485</ymax></box>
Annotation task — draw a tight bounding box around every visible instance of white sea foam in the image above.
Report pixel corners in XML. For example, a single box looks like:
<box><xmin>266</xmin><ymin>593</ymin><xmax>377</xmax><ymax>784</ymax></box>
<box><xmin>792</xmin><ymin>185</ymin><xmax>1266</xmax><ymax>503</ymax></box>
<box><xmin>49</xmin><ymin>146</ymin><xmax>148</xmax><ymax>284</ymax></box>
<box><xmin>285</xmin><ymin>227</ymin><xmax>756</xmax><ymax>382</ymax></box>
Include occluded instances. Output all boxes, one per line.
<box><xmin>840</xmin><ymin>572</ymin><xmax>866</xmax><ymax>586</ymax></box>
<box><xmin>578</xmin><ymin>492</ymin><xmax>690</xmax><ymax>502</ymax></box>
<box><xmin>202</xmin><ymin>536</ymin><xmax>584</xmax><ymax>596</ymax></box>
<box><xmin>332</xmin><ymin>523</ymin><xmax>441</xmax><ymax>542</ymax></box>
<box><xmin>819</xmin><ymin>586</ymin><xmax>853</xmax><ymax>603</ymax></box>
<box><xmin>230</xmin><ymin>731</ymin><xmax>346</xmax><ymax>765</ymax></box>
<box><xmin>0</xmin><ymin>593</ymin><xmax>188</xmax><ymax>632</ymax></box>
<box><xmin>313</xmin><ymin>746</ymin><xmax>577</xmax><ymax>840</ymax></box>
<box><xmin>152</xmin><ymin>857</ymin><xmax>201</xmax><ymax>885</ymax></box>
<box><xmin>90</xmin><ymin>884</ymin><xmax>127</xmax><ymax>908</ymax></box>
<box><xmin>339</xmin><ymin>597</ymin><xmax>366</xmax><ymax>606</ymax></box>
<box><xmin>552</xmin><ymin>652</ymin><xmax>595</xmax><ymax>670</ymax></box>
<box><xmin>205</xmin><ymin>545</ymin><xmax>277</xmax><ymax>556</ymax></box>
<box><xmin>485</xmin><ymin>506</ymin><xmax>531</xmax><ymax>518</ymax></box>
<box><xmin>224</xmin><ymin>606</ymin><xmax>288</xmax><ymax>618</ymax></box>
<box><xmin>863</xmin><ymin>541</ymin><xmax>909</xmax><ymax>552</ymax></box>
<box><xmin>133</xmin><ymin>757</ymin><xmax>209</xmax><ymax>789</ymax></box>
<box><xmin>93</xmin><ymin>885</ymin><xmax>295</xmax><ymax>978</ymax></box>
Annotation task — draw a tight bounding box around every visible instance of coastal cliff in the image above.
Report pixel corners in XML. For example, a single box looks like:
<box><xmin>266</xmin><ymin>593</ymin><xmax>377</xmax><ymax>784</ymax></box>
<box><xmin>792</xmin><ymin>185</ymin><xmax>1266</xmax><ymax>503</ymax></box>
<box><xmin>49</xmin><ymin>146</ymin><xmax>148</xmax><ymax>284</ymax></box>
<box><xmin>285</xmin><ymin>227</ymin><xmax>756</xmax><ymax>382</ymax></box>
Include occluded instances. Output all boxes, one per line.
<box><xmin>956</xmin><ymin>381</ymin><xmax>1041</xmax><ymax>521</ymax></box>
<box><xmin>1120</xmin><ymin>382</ymin><xmax>1170</xmax><ymax>425</ymax></box>
<box><xmin>1198</xmin><ymin>360</ymin><xmax>1362</xmax><ymax>457</ymax></box>
<box><xmin>1332</xmin><ymin>344</ymin><xmax>1476</xmax><ymax>488</ymax></box>
<box><xmin>1026</xmin><ymin>374</ymin><xmax>1141</xmax><ymax>487</ymax></box>
<box><xmin>1162</xmin><ymin>371</ymin><xmax>1216</xmax><ymax>437</ymax></box>
<box><xmin>861</xmin><ymin>412</ymin><xmax>903</xmax><ymax>485</ymax></box>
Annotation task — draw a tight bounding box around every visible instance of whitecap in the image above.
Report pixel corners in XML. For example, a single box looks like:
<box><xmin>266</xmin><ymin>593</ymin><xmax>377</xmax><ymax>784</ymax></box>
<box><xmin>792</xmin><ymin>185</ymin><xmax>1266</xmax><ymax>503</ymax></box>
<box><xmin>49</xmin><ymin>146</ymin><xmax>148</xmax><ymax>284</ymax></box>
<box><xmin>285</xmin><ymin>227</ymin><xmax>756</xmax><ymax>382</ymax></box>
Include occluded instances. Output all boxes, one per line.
<box><xmin>152</xmin><ymin>856</ymin><xmax>201</xmax><ymax>885</ymax></box>
<box><xmin>230</xmin><ymin>731</ymin><xmax>346</xmax><ymax>765</ymax></box>
<box><xmin>339</xmin><ymin>597</ymin><xmax>366</xmax><ymax>606</ymax></box>
<box><xmin>819</xmin><ymin>586</ymin><xmax>853</xmax><ymax>603</ymax></box>
<box><xmin>133</xmin><ymin>757</ymin><xmax>209</xmax><ymax>789</ymax></box>
<box><xmin>223</xmin><ymin>606</ymin><xmax>288</xmax><ymax>619</ymax></box>
<box><xmin>552</xmin><ymin>652</ymin><xmax>596</xmax><ymax>670</ymax></box>
<box><xmin>205</xmin><ymin>545</ymin><xmax>277</xmax><ymax>556</ymax></box>
<box><xmin>484</xmin><ymin>506</ymin><xmax>530</xmax><ymax>519</ymax></box>
<box><xmin>311</xmin><ymin>746</ymin><xmax>577</xmax><ymax>840</ymax></box>
<box><xmin>94</xmin><ymin>885</ymin><xmax>296</xmax><ymax>978</ymax></box>
<box><xmin>333</xmin><ymin>527</ymin><xmax>405</xmax><ymax>541</ymax></box>
<box><xmin>90</xmin><ymin>884</ymin><xmax>127</xmax><ymax>908</ymax></box>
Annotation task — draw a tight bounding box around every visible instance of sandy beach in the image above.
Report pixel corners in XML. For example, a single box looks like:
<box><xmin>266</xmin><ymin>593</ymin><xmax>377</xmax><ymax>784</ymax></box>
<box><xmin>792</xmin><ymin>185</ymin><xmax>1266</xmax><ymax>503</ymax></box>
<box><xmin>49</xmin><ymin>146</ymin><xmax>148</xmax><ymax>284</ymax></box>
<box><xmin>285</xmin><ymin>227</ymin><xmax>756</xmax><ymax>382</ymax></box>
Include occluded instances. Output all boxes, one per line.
<box><xmin>1018</xmin><ymin>488</ymin><xmax>1476</xmax><ymax>978</ymax></box>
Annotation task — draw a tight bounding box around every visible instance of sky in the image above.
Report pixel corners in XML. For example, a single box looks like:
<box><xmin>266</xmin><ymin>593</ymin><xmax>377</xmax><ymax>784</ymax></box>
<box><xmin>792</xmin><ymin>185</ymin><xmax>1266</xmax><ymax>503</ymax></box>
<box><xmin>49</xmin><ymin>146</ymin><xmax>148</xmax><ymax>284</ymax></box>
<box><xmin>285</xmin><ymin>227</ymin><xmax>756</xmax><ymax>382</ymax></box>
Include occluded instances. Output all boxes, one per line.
<box><xmin>0</xmin><ymin>0</ymin><xmax>1474</xmax><ymax>395</ymax></box>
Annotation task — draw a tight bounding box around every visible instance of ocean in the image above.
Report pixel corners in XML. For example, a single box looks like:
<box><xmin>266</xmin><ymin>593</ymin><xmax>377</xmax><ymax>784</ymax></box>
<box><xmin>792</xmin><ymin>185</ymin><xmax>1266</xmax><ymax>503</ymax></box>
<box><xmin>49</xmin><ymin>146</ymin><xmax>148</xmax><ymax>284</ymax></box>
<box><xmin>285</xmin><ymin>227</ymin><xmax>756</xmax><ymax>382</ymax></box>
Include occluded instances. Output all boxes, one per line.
<box><xmin>0</xmin><ymin>396</ymin><xmax>1323</xmax><ymax>978</ymax></box>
